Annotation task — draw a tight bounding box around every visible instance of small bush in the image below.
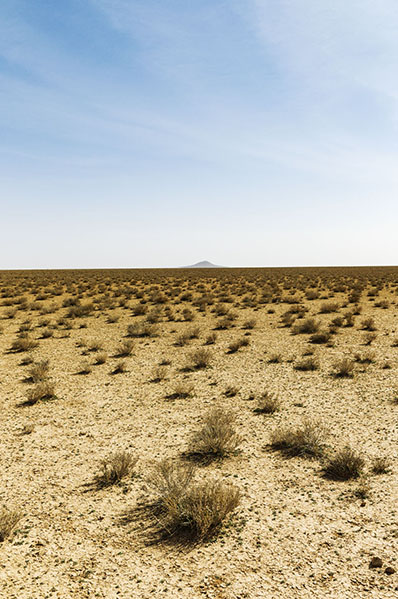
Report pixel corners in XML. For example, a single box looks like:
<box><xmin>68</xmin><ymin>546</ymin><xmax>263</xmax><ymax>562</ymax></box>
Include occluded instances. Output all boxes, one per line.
<box><xmin>242</xmin><ymin>319</ymin><xmax>256</xmax><ymax>330</ymax></box>
<box><xmin>40</xmin><ymin>327</ymin><xmax>54</xmax><ymax>339</ymax></box>
<box><xmin>361</xmin><ymin>317</ymin><xmax>376</xmax><ymax>331</ymax></box>
<box><xmin>309</xmin><ymin>331</ymin><xmax>331</xmax><ymax>344</ymax></box>
<box><xmin>254</xmin><ymin>392</ymin><xmax>280</xmax><ymax>414</ymax></box>
<box><xmin>94</xmin><ymin>352</ymin><xmax>108</xmax><ymax>365</ymax></box>
<box><xmin>116</xmin><ymin>340</ymin><xmax>134</xmax><ymax>357</ymax></box>
<box><xmin>292</xmin><ymin>318</ymin><xmax>319</xmax><ymax>335</ymax></box>
<box><xmin>371</xmin><ymin>456</ymin><xmax>391</xmax><ymax>475</ymax></box>
<box><xmin>111</xmin><ymin>360</ymin><xmax>127</xmax><ymax>374</ymax></box>
<box><xmin>224</xmin><ymin>385</ymin><xmax>239</xmax><ymax>397</ymax></box>
<box><xmin>150</xmin><ymin>366</ymin><xmax>167</xmax><ymax>383</ymax></box>
<box><xmin>270</xmin><ymin>420</ymin><xmax>325</xmax><ymax>458</ymax></box>
<box><xmin>268</xmin><ymin>353</ymin><xmax>282</xmax><ymax>364</ymax></box>
<box><xmin>10</xmin><ymin>336</ymin><xmax>38</xmax><ymax>352</ymax></box>
<box><xmin>332</xmin><ymin>358</ymin><xmax>355</xmax><ymax>378</ymax></box>
<box><xmin>77</xmin><ymin>360</ymin><xmax>92</xmax><ymax>375</ymax></box>
<box><xmin>132</xmin><ymin>303</ymin><xmax>147</xmax><ymax>316</ymax></box>
<box><xmin>204</xmin><ymin>332</ymin><xmax>217</xmax><ymax>345</ymax></box>
<box><xmin>185</xmin><ymin>349</ymin><xmax>212</xmax><ymax>371</ymax></box>
<box><xmin>354</xmin><ymin>351</ymin><xmax>375</xmax><ymax>365</ymax></box>
<box><xmin>363</xmin><ymin>332</ymin><xmax>377</xmax><ymax>346</ymax></box>
<box><xmin>126</xmin><ymin>323</ymin><xmax>157</xmax><ymax>338</ymax></box>
<box><xmin>175</xmin><ymin>332</ymin><xmax>190</xmax><ymax>346</ymax></box>
<box><xmin>227</xmin><ymin>337</ymin><xmax>249</xmax><ymax>354</ymax></box>
<box><xmin>94</xmin><ymin>451</ymin><xmax>137</xmax><ymax>488</ymax></box>
<box><xmin>319</xmin><ymin>301</ymin><xmax>339</xmax><ymax>314</ymax></box>
<box><xmin>23</xmin><ymin>381</ymin><xmax>56</xmax><ymax>405</ymax></box>
<box><xmin>146</xmin><ymin>460</ymin><xmax>240</xmax><ymax>541</ymax></box>
<box><xmin>87</xmin><ymin>340</ymin><xmax>104</xmax><ymax>352</ymax></box>
<box><xmin>0</xmin><ymin>508</ymin><xmax>21</xmax><ymax>542</ymax></box>
<box><xmin>166</xmin><ymin>382</ymin><xmax>194</xmax><ymax>400</ymax></box>
<box><xmin>323</xmin><ymin>447</ymin><xmax>365</xmax><ymax>480</ymax></box>
<box><xmin>28</xmin><ymin>360</ymin><xmax>49</xmax><ymax>383</ymax></box>
<box><xmin>187</xmin><ymin>408</ymin><xmax>240</xmax><ymax>461</ymax></box>
<box><xmin>294</xmin><ymin>356</ymin><xmax>319</xmax><ymax>371</ymax></box>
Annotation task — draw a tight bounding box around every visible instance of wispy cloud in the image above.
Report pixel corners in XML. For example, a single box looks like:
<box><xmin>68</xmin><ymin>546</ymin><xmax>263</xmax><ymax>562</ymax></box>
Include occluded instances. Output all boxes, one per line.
<box><xmin>1</xmin><ymin>1</ymin><xmax>398</xmax><ymax>266</ymax></box>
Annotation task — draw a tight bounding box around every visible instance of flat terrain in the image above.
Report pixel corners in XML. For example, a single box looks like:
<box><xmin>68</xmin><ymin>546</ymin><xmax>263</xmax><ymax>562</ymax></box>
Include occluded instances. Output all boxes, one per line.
<box><xmin>0</xmin><ymin>267</ymin><xmax>397</xmax><ymax>598</ymax></box>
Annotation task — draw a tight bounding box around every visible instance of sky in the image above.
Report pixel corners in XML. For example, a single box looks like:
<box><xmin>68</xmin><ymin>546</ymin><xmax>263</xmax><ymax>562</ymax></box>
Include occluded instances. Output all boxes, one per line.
<box><xmin>1</xmin><ymin>0</ymin><xmax>398</xmax><ymax>268</ymax></box>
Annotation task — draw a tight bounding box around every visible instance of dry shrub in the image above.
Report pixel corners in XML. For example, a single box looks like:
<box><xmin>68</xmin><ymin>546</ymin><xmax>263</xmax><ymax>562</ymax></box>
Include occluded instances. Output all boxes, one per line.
<box><xmin>188</xmin><ymin>408</ymin><xmax>240</xmax><ymax>461</ymax></box>
<box><xmin>361</xmin><ymin>317</ymin><xmax>376</xmax><ymax>331</ymax></box>
<box><xmin>94</xmin><ymin>451</ymin><xmax>137</xmax><ymax>488</ymax></box>
<box><xmin>77</xmin><ymin>360</ymin><xmax>92</xmax><ymax>375</ymax></box>
<box><xmin>66</xmin><ymin>302</ymin><xmax>94</xmax><ymax>318</ymax></box>
<box><xmin>186</xmin><ymin>326</ymin><xmax>200</xmax><ymax>339</ymax></box>
<box><xmin>132</xmin><ymin>302</ymin><xmax>147</xmax><ymax>316</ymax></box>
<box><xmin>182</xmin><ymin>308</ymin><xmax>195</xmax><ymax>321</ymax></box>
<box><xmin>28</xmin><ymin>360</ymin><xmax>49</xmax><ymax>382</ymax></box>
<box><xmin>270</xmin><ymin>420</ymin><xmax>325</xmax><ymax>458</ymax></box>
<box><xmin>204</xmin><ymin>332</ymin><xmax>217</xmax><ymax>345</ymax></box>
<box><xmin>20</xmin><ymin>354</ymin><xmax>34</xmax><ymax>366</ymax></box>
<box><xmin>354</xmin><ymin>351</ymin><xmax>375</xmax><ymax>364</ymax></box>
<box><xmin>116</xmin><ymin>339</ymin><xmax>134</xmax><ymax>357</ymax></box>
<box><xmin>111</xmin><ymin>360</ymin><xmax>127</xmax><ymax>374</ymax></box>
<box><xmin>242</xmin><ymin>319</ymin><xmax>256</xmax><ymax>330</ymax></box>
<box><xmin>94</xmin><ymin>351</ymin><xmax>108</xmax><ymax>365</ymax></box>
<box><xmin>309</xmin><ymin>331</ymin><xmax>331</xmax><ymax>344</ymax></box>
<box><xmin>126</xmin><ymin>323</ymin><xmax>157</xmax><ymax>338</ymax></box>
<box><xmin>363</xmin><ymin>332</ymin><xmax>377</xmax><ymax>346</ymax></box>
<box><xmin>214</xmin><ymin>315</ymin><xmax>235</xmax><ymax>330</ymax></box>
<box><xmin>24</xmin><ymin>381</ymin><xmax>56</xmax><ymax>405</ymax></box>
<box><xmin>332</xmin><ymin>358</ymin><xmax>355</xmax><ymax>378</ymax></box>
<box><xmin>185</xmin><ymin>349</ymin><xmax>212</xmax><ymax>371</ymax></box>
<box><xmin>227</xmin><ymin>337</ymin><xmax>249</xmax><ymax>354</ymax></box>
<box><xmin>88</xmin><ymin>340</ymin><xmax>104</xmax><ymax>352</ymax></box>
<box><xmin>268</xmin><ymin>353</ymin><xmax>282</xmax><ymax>363</ymax></box>
<box><xmin>224</xmin><ymin>385</ymin><xmax>239</xmax><ymax>397</ymax></box>
<box><xmin>371</xmin><ymin>456</ymin><xmax>391</xmax><ymax>475</ymax></box>
<box><xmin>166</xmin><ymin>382</ymin><xmax>194</xmax><ymax>400</ymax></box>
<box><xmin>292</xmin><ymin>318</ymin><xmax>319</xmax><ymax>335</ymax></box>
<box><xmin>10</xmin><ymin>336</ymin><xmax>39</xmax><ymax>352</ymax></box>
<box><xmin>323</xmin><ymin>447</ymin><xmax>365</xmax><ymax>480</ymax></box>
<box><xmin>319</xmin><ymin>301</ymin><xmax>340</xmax><ymax>314</ymax></box>
<box><xmin>146</xmin><ymin>308</ymin><xmax>162</xmax><ymax>324</ymax></box>
<box><xmin>40</xmin><ymin>327</ymin><xmax>54</xmax><ymax>339</ymax></box>
<box><xmin>294</xmin><ymin>356</ymin><xmax>319</xmax><ymax>371</ymax></box>
<box><xmin>150</xmin><ymin>366</ymin><xmax>167</xmax><ymax>383</ymax></box>
<box><xmin>254</xmin><ymin>392</ymin><xmax>280</xmax><ymax>414</ymax></box>
<box><xmin>146</xmin><ymin>460</ymin><xmax>240</xmax><ymax>541</ymax></box>
<box><xmin>175</xmin><ymin>332</ymin><xmax>190</xmax><ymax>346</ymax></box>
<box><xmin>107</xmin><ymin>313</ymin><xmax>120</xmax><ymax>323</ymax></box>
<box><xmin>0</xmin><ymin>508</ymin><xmax>21</xmax><ymax>542</ymax></box>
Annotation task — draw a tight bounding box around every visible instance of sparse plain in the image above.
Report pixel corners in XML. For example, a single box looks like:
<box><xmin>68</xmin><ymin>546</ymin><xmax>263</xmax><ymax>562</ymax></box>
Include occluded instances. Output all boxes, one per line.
<box><xmin>1</xmin><ymin>266</ymin><xmax>397</xmax><ymax>598</ymax></box>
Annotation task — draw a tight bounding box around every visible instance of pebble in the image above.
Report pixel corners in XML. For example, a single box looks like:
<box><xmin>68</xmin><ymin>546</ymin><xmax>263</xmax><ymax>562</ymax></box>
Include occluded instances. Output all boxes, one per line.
<box><xmin>369</xmin><ymin>557</ymin><xmax>383</xmax><ymax>569</ymax></box>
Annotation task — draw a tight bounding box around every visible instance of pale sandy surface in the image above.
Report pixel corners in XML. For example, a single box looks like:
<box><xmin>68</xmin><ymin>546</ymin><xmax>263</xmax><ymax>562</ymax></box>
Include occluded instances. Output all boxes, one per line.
<box><xmin>0</xmin><ymin>268</ymin><xmax>397</xmax><ymax>598</ymax></box>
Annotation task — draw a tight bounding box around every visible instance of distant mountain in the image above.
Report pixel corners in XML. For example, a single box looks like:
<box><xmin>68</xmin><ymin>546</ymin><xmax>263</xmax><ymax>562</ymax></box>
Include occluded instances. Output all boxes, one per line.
<box><xmin>182</xmin><ymin>260</ymin><xmax>224</xmax><ymax>268</ymax></box>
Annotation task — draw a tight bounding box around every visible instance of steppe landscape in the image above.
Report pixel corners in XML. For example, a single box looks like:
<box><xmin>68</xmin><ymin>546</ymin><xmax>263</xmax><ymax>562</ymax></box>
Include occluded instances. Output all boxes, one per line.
<box><xmin>1</xmin><ymin>266</ymin><xmax>397</xmax><ymax>598</ymax></box>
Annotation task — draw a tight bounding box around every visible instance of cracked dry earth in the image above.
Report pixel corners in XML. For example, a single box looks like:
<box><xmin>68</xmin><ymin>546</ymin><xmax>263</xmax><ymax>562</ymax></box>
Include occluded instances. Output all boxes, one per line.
<box><xmin>0</xmin><ymin>267</ymin><xmax>397</xmax><ymax>598</ymax></box>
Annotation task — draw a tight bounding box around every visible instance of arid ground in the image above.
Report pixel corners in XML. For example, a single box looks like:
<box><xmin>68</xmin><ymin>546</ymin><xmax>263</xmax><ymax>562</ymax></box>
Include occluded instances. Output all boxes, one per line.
<box><xmin>1</xmin><ymin>267</ymin><xmax>397</xmax><ymax>598</ymax></box>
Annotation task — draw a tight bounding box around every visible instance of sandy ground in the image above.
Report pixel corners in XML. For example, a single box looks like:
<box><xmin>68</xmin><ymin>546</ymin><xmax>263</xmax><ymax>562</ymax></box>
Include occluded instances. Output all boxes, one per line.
<box><xmin>0</xmin><ymin>267</ymin><xmax>397</xmax><ymax>598</ymax></box>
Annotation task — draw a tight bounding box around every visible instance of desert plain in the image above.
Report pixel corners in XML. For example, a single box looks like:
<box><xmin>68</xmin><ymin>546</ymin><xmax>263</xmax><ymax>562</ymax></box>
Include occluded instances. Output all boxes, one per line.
<box><xmin>0</xmin><ymin>266</ymin><xmax>397</xmax><ymax>598</ymax></box>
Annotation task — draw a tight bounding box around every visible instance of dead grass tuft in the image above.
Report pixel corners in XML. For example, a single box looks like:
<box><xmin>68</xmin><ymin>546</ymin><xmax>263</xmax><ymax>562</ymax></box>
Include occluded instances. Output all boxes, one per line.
<box><xmin>323</xmin><ymin>447</ymin><xmax>365</xmax><ymax>480</ymax></box>
<box><xmin>187</xmin><ymin>408</ymin><xmax>240</xmax><ymax>461</ymax></box>
<box><xmin>93</xmin><ymin>451</ymin><xmax>138</xmax><ymax>488</ymax></box>
<box><xmin>270</xmin><ymin>420</ymin><xmax>325</xmax><ymax>458</ymax></box>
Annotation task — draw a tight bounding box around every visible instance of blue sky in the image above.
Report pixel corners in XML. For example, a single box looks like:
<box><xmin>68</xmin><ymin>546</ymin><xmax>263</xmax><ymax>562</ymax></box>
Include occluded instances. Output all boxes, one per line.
<box><xmin>1</xmin><ymin>0</ymin><xmax>398</xmax><ymax>268</ymax></box>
